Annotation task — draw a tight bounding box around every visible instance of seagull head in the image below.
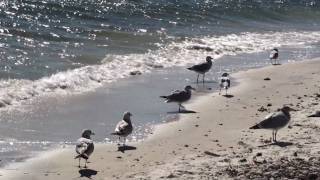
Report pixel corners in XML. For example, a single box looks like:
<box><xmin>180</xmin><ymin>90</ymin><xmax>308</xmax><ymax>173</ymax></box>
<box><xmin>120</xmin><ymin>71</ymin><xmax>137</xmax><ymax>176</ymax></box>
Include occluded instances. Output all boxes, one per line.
<box><xmin>81</xmin><ymin>129</ymin><xmax>95</xmax><ymax>139</ymax></box>
<box><xmin>281</xmin><ymin>106</ymin><xmax>296</xmax><ymax>113</ymax></box>
<box><xmin>123</xmin><ymin>111</ymin><xmax>132</xmax><ymax>121</ymax></box>
<box><xmin>185</xmin><ymin>85</ymin><xmax>196</xmax><ymax>91</ymax></box>
<box><xmin>206</xmin><ymin>56</ymin><xmax>213</xmax><ymax>63</ymax></box>
<box><xmin>221</xmin><ymin>72</ymin><xmax>229</xmax><ymax>77</ymax></box>
<box><xmin>273</xmin><ymin>48</ymin><xmax>278</xmax><ymax>52</ymax></box>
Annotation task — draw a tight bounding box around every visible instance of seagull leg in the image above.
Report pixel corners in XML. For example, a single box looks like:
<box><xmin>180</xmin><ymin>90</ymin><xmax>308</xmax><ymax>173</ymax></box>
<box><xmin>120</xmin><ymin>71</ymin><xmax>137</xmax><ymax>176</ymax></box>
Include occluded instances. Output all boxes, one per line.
<box><xmin>118</xmin><ymin>136</ymin><xmax>121</xmax><ymax>146</ymax></box>
<box><xmin>178</xmin><ymin>104</ymin><xmax>181</xmax><ymax>112</ymax></box>
<box><xmin>274</xmin><ymin>130</ymin><xmax>278</xmax><ymax>142</ymax></box>
<box><xmin>197</xmin><ymin>74</ymin><xmax>199</xmax><ymax>84</ymax></box>
<box><xmin>123</xmin><ymin>137</ymin><xmax>126</xmax><ymax>147</ymax></box>
<box><xmin>78</xmin><ymin>158</ymin><xmax>81</xmax><ymax>168</ymax></box>
<box><xmin>84</xmin><ymin>159</ymin><xmax>87</xmax><ymax>168</ymax></box>
<box><xmin>203</xmin><ymin>74</ymin><xmax>205</xmax><ymax>84</ymax></box>
<box><xmin>219</xmin><ymin>87</ymin><xmax>221</xmax><ymax>95</ymax></box>
<box><xmin>272</xmin><ymin>130</ymin><xmax>275</xmax><ymax>142</ymax></box>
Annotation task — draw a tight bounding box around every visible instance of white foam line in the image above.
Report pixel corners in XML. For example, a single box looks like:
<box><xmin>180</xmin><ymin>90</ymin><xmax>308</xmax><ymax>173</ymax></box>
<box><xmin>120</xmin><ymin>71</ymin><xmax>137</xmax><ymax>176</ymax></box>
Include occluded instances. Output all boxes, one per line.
<box><xmin>0</xmin><ymin>30</ymin><xmax>320</xmax><ymax>111</ymax></box>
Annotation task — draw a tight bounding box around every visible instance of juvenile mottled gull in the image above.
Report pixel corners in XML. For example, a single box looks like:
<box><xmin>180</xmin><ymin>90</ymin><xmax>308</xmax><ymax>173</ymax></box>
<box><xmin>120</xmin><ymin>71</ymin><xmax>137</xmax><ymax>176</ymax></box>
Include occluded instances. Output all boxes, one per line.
<box><xmin>75</xmin><ymin>129</ymin><xmax>95</xmax><ymax>168</ymax></box>
<box><xmin>160</xmin><ymin>85</ymin><xmax>195</xmax><ymax>112</ymax></box>
<box><xmin>269</xmin><ymin>48</ymin><xmax>279</xmax><ymax>65</ymax></box>
<box><xmin>111</xmin><ymin>112</ymin><xmax>133</xmax><ymax>147</ymax></box>
<box><xmin>219</xmin><ymin>73</ymin><xmax>231</xmax><ymax>95</ymax></box>
<box><xmin>187</xmin><ymin>56</ymin><xmax>213</xmax><ymax>84</ymax></box>
<box><xmin>250</xmin><ymin>106</ymin><xmax>296</xmax><ymax>142</ymax></box>
<box><xmin>308</xmin><ymin>111</ymin><xmax>320</xmax><ymax>117</ymax></box>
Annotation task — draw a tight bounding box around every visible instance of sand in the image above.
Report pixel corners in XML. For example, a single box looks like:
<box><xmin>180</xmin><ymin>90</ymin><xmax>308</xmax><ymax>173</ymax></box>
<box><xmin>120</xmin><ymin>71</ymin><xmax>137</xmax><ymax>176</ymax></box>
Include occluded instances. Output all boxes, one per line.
<box><xmin>1</xmin><ymin>58</ymin><xmax>320</xmax><ymax>179</ymax></box>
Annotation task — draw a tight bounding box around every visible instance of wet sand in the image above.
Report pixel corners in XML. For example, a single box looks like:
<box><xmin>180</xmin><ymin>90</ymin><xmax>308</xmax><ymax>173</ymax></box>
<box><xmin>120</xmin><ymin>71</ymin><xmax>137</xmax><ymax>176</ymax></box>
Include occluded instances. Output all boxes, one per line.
<box><xmin>1</xmin><ymin>58</ymin><xmax>320</xmax><ymax>179</ymax></box>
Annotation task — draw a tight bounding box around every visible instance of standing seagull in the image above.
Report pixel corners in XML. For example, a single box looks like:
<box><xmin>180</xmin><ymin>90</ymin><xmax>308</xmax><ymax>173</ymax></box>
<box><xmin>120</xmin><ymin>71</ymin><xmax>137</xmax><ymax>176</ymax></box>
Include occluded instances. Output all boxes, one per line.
<box><xmin>160</xmin><ymin>85</ymin><xmax>195</xmax><ymax>112</ymax></box>
<box><xmin>187</xmin><ymin>56</ymin><xmax>213</xmax><ymax>84</ymax></box>
<box><xmin>269</xmin><ymin>48</ymin><xmax>279</xmax><ymax>65</ymax></box>
<box><xmin>250</xmin><ymin>106</ymin><xmax>296</xmax><ymax>142</ymax></box>
<box><xmin>219</xmin><ymin>73</ymin><xmax>231</xmax><ymax>95</ymax></box>
<box><xmin>111</xmin><ymin>112</ymin><xmax>133</xmax><ymax>147</ymax></box>
<box><xmin>308</xmin><ymin>111</ymin><xmax>320</xmax><ymax>117</ymax></box>
<box><xmin>75</xmin><ymin>129</ymin><xmax>95</xmax><ymax>168</ymax></box>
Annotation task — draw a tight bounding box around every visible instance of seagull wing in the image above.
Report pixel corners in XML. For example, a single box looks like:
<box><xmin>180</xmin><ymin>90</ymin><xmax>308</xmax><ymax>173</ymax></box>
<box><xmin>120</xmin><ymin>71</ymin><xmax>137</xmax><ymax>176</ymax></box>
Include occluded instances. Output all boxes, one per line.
<box><xmin>115</xmin><ymin>120</ymin><xmax>129</xmax><ymax>134</ymax></box>
<box><xmin>166</xmin><ymin>90</ymin><xmax>189</xmax><ymax>102</ymax></box>
<box><xmin>189</xmin><ymin>62</ymin><xmax>211</xmax><ymax>72</ymax></box>
<box><xmin>75</xmin><ymin>137</ymin><xmax>93</xmax><ymax>158</ymax></box>
<box><xmin>258</xmin><ymin>112</ymin><xmax>288</xmax><ymax>129</ymax></box>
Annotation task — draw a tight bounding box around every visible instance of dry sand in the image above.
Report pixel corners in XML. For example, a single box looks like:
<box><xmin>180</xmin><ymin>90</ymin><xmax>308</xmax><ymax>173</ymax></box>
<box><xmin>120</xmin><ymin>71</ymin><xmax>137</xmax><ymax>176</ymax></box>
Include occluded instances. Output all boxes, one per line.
<box><xmin>1</xmin><ymin>58</ymin><xmax>320</xmax><ymax>179</ymax></box>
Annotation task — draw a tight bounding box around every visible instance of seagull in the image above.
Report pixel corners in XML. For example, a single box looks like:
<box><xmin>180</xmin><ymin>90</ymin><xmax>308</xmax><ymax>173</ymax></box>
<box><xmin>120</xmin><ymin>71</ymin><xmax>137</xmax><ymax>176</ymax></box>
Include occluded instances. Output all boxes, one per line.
<box><xmin>160</xmin><ymin>85</ymin><xmax>195</xmax><ymax>112</ymax></box>
<box><xmin>269</xmin><ymin>48</ymin><xmax>279</xmax><ymax>65</ymax></box>
<box><xmin>75</xmin><ymin>129</ymin><xmax>95</xmax><ymax>168</ymax></box>
<box><xmin>187</xmin><ymin>56</ymin><xmax>213</xmax><ymax>83</ymax></box>
<box><xmin>250</xmin><ymin>106</ymin><xmax>296</xmax><ymax>142</ymax></box>
<box><xmin>219</xmin><ymin>73</ymin><xmax>230</xmax><ymax>95</ymax></box>
<box><xmin>308</xmin><ymin>111</ymin><xmax>320</xmax><ymax>117</ymax></box>
<box><xmin>111</xmin><ymin>112</ymin><xmax>133</xmax><ymax>147</ymax></box>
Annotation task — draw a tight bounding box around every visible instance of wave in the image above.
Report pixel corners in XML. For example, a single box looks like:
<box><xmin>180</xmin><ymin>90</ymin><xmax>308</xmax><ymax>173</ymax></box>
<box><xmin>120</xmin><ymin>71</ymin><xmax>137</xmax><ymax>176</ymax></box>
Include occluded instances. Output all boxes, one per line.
<box><xmin>0</xmin><ymin>30</ymin><xmax>320</xmax><ymax>110</ymax></box>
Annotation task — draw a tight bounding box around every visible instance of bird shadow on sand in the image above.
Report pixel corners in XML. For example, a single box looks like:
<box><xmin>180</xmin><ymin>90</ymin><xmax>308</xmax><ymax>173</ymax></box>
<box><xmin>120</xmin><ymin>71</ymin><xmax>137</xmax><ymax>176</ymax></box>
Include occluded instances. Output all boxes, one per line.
<box><xmin>118</xmin><ymin>145</ymin><xmax>137</xmax><ymax>153</ymax></box>
<box><xmin>167</xmin><ymin>109</ymin><xmax>197</xmax><ymax>114</ymax></box>
<box><xmin>272</xmin><ymin>63</ymin><xmax>282</xmax><ymax>66</ymax></box>
<box><xmin>258</xmin><ymin>141</ymin><xmax>293</xmax><ymax>148</ymax></box>
<box><xmin>79</xmin><ymin>169</ymin><xmax>98</xmax><ymax>179</ymax></box>
<box><xmin>222</xmin><ymin>94</ymin><xmax>234</xmax><ymax>98</ymax></box>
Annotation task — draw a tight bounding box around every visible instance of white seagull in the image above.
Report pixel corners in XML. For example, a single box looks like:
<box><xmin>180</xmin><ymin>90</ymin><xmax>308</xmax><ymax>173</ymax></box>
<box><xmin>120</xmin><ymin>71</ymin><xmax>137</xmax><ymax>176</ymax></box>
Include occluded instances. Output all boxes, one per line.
<box><xmin>75</xmin><ymin>129</ymin><xmax>95</xmax><ymax>168</ymax></box>
<box><xmin>269</xmin><ymin>48</ymin><xmax>279</xmax><ymax>65</ymax></box>
<box><xmin>111</xmin><ymin>112</ymin><xmax>133</xmax><ymax>147</ymax></box>
<box><xmin>250</xmin><ymin>106</ymin><xmax>296</xmax><ymax>142</ymax></box>
<box><xmin>160</xmin><ymin>85</ymin><xmax>195</xmax><ymax>112</ymax></box>
<box><xmin>187</xmin><ymin>56</ymin><xmax>213</xmax><ymax>83</ymax></box>
<box><xmin>219</xmin><ymin>73</ymin><xmax>231</xmax><ymax>95</ymax></box>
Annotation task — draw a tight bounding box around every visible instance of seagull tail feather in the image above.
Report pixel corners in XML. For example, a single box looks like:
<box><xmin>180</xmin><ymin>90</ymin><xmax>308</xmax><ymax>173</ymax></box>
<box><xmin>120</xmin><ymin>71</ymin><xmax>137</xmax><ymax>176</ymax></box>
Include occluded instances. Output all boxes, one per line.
<box><xmin>74</xmin><ymin>154</ymin><xmax>88</xmax><ymax>159</ymax></box>
<box><xmin>110</xmin><ymin>132</ymin><xmax>119</xmax><ymax>135</ymax></box>
<box><xmin>187</xmin><ymin>67</ymin><xmax>193</xmax><ymax>71</ymax></box>
<box><xmin>249</xmin><ymin>124</ymin><xmax>260</xmax><ymax>129</ymax></box>
<box><xmin>159</xmin><ymin>96</ymin><xmax>168</xmax><ymax>99</ymax></box>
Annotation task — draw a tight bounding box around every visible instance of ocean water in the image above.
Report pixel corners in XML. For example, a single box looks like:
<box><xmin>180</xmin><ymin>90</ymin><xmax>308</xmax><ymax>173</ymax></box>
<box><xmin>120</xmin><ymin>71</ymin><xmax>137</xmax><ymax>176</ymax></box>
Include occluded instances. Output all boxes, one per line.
<box><xmin>0</xmin><ymin>0</ymin><xmax>320</xmax><ymax>167</ymax></box>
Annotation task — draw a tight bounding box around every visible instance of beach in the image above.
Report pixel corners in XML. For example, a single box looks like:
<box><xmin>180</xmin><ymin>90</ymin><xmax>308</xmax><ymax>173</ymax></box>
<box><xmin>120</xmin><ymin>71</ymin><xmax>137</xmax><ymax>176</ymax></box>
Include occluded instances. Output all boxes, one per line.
<box><xmin>1</xmin><ymin>58</ymin><xmax>320</xmax><ymax>179</ymax></box>
<box><xmin>1</xmin><ymin>0</ymin><xmax>320</xmax><ymax>169</ymax></box>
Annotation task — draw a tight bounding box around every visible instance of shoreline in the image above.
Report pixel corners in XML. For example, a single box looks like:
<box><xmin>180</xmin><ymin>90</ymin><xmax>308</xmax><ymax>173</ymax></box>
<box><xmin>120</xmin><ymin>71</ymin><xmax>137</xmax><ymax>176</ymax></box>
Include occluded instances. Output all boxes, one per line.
<box><xmin>1</xmin><ymin>58</ymin><xmax>320</xmax><ymax>179</ymax></box>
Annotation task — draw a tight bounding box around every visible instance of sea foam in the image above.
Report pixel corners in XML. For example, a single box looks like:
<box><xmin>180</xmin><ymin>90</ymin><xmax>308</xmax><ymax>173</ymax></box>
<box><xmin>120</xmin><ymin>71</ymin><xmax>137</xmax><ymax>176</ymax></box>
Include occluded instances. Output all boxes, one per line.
<box><xmin>0</xmin><ymin>31</ymin><xmax>320</xmax><ymax>110</ymax></box>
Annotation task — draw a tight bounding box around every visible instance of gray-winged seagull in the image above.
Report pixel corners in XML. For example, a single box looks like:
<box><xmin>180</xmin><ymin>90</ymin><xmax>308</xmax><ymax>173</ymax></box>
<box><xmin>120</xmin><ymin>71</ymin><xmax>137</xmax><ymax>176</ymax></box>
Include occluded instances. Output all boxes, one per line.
<box><xmin>160</xmin><ymin>85</ymin><xmax>195</xmax><ymax>112</ymax></box>
<box><xmin>111</xmin><ymin>112</ymin><xmax>133</xmax><ymax>147</ymax></box>
<box><xmin>269</xmin><ymin>48</ymin><xmax>279</xmax><ymax>65</ymax></box>
<box><xmin>219</xmin><ymin>73</ymin><xmax>231</xmax><ymax>95</ymax></box>
<box><xmin>187</xmin><ymin>56</ymin><xmax>213</xmax><ymax>83</ymax></box>
<box><xmin>75</xmin><ymin>129</ymin><xmax>95</xmax><ymax>168</ymax></box>
<box><xmin>308</xmin><ymin>111</ymin><xmax>320</xmax><ymax>117</ymax></box>
<box><xmin>250</xmin><ymin>106</ymin><xmax>296</xmax><ymax>142</ymax></box>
